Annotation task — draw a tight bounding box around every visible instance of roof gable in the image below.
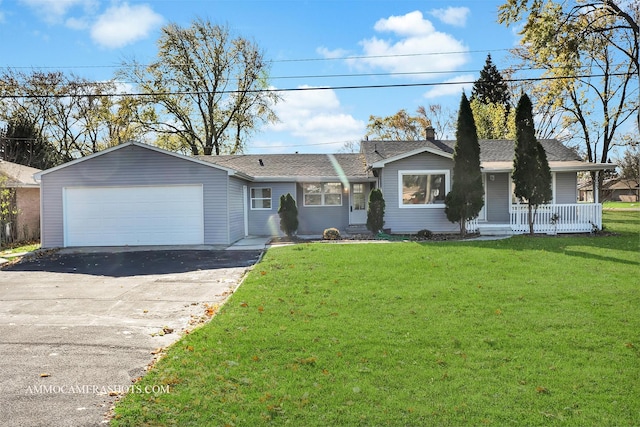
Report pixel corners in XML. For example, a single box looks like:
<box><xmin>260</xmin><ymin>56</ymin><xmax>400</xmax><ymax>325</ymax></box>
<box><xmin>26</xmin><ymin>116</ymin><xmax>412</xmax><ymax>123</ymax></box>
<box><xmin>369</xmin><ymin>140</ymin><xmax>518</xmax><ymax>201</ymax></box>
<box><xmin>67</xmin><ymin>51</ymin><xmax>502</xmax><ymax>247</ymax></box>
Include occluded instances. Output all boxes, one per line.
<box><xmin>34</xmin><ymin>141</ymin><xmax>241</xmax><ymax>180</ymax></box>
<box><xmin>361</xmin><ymin>139</ymin><xmax>590</xmax><ymax>170</ymax></box>
<box><xmin>0</xmin><ymin>159</ymin><xmax>41</xmax><ymax>187</ymax></box>
<box><xmin>361</xmin><ymin>140</ymin><xmax>454</xmax><ymax>166</ymax></box>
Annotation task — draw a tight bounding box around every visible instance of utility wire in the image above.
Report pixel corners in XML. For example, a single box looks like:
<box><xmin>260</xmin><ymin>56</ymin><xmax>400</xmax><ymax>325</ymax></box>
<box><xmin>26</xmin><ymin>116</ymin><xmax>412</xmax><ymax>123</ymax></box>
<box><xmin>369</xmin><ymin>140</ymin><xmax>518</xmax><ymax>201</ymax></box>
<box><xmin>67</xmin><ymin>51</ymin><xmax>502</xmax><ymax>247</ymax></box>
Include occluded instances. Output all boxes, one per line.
<box><xmin>0</xmin><ymin>73</ymin><xmax>632</xmax><ymax>99</ymax></box>
<box><xmin>0</xmin><ymin>48</ymin><xmax>514</xmax><ymax>71</ymax></box>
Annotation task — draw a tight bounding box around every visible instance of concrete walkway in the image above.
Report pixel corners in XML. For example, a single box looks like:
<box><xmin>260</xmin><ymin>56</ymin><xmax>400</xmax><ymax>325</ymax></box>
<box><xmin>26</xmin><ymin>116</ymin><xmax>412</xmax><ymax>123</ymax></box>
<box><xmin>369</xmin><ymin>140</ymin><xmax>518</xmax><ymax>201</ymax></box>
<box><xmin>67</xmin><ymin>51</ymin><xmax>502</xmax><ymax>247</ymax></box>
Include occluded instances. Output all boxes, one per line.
<box><xmin>226</xmin><ymin>236</ymin><xmax>272</xmax><ymax>251</ymax></box>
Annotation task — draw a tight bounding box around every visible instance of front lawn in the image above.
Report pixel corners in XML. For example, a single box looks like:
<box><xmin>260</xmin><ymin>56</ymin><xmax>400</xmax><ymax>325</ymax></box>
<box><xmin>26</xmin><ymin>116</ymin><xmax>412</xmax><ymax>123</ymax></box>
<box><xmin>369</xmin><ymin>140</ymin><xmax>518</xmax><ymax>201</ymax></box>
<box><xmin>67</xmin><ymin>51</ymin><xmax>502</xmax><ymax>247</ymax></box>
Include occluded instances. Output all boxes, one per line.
<box><xmin>112</xmin><ymin>211</ymin><xmax>639</xmax><ymax>426</ymax></box>
<box><xmin>602</xmin><ymin>201</ymin><xmax>639</xmax><ymax>209</ymax></box>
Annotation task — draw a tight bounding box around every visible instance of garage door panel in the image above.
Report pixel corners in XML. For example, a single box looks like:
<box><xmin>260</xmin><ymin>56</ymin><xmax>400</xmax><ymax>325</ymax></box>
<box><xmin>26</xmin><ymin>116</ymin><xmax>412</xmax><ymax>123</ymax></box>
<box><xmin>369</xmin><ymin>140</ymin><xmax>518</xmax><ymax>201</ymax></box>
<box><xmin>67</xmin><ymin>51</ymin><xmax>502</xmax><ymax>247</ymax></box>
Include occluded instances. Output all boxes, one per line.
<box><xmin>64</xmin><ymin>186</ymin><xmax>204</xmax><ymax>247</ymax></box>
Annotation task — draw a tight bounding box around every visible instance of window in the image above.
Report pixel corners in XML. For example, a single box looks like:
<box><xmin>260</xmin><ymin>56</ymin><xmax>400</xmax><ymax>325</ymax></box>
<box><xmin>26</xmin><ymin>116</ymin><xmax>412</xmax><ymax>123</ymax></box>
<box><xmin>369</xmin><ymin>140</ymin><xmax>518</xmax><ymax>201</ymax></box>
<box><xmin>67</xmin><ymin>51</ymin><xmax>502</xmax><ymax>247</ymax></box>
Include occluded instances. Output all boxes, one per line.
<box><xmin>250</xmin><ymin>187</ymin><xmax>272</xmax><ymax>210</ymax></box>
<box><xmin>303</xmin><ymin>182</ymin><xmax>342</xmax><ymax>206</ymax></box>
<box><xmin>510</xmin><ymin>173</ymin><xmax>555</xmax><ymax>205</ymax></box>
<box><xmin>399</xmin><ymin>170</ymin><xmax>449</xmax><ymax>208</ymax></box>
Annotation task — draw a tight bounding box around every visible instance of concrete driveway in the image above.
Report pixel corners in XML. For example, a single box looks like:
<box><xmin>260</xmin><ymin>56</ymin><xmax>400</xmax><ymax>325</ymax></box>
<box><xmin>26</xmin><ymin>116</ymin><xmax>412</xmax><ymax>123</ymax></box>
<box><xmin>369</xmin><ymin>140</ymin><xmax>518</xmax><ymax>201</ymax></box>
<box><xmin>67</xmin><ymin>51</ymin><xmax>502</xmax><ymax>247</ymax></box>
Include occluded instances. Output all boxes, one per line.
<box><xmin>0</xmin><ymin>248</ymin><xmax>262</xmax><ymax>427</ymax></box>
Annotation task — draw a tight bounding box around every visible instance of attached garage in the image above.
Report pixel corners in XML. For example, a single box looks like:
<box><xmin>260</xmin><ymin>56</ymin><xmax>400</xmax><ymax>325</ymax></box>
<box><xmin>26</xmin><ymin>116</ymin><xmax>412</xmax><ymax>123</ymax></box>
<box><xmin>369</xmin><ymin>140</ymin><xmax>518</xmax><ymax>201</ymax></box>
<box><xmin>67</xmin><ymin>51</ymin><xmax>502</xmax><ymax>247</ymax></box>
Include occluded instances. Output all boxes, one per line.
<box><xmin>63</xmin><ymin>185</ymin><xmax>204</xmax><ymax>247</ymax></box>
<box><xmin>36</xmin><ymin>142</ymin><xmax>248</xmax><ymax>248</ymax></box>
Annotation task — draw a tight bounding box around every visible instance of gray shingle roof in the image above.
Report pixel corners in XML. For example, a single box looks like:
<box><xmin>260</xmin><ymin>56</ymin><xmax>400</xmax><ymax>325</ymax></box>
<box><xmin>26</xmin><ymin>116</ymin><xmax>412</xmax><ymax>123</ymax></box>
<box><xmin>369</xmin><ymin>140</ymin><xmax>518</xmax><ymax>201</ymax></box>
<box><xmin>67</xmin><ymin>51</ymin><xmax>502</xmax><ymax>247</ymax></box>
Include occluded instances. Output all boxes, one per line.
<box><xmin>196</xmin><ymin>139</ymin><xmax>583</xmax><ymax>180</ymax></box>
<box><xmin>197</xmin><ymin>153</ymin><xmax>370</xmax><ymax>180</ymax></box>
<box><xmin>361</xmin><ymin>139</ymin><xmax>581</xmax><ymax>165</ymax></box>
<box><xmin>477</xmin><ymin>139</ymin><xmax>582</xmax><ymax>162</ymax></box>
<box><xmin>360</xmin><ymin>139</ymin><xmax>454</xmax><ymax>164</ymax></box>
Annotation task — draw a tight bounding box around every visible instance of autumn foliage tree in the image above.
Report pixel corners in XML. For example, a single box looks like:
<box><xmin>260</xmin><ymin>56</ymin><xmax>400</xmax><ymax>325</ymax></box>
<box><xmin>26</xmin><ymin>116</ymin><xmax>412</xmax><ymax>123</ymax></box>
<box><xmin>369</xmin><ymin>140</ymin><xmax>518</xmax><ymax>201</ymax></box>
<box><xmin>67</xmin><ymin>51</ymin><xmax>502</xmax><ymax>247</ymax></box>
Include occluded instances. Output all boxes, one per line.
<box><xmin>365</xmin><ymin>105</ymin><xmax>455</xmax><ymax>140</ymax></box>
<box><xmin>445</xmin><ymin>93</ymin><xmax>484</xmax><ymax>236</ymax></box>
<box><xmin>499</xmin><ymin>0</ymin><xmax>638</xmax><ymax>198</ymax></box>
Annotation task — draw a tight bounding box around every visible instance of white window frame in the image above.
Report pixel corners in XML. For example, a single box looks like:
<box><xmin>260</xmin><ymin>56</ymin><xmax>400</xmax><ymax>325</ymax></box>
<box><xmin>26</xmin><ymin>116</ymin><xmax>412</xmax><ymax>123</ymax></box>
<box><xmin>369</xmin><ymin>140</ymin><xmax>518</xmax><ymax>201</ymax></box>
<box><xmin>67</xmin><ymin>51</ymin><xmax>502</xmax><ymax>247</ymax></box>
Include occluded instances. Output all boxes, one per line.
<box><xmin>509</xmin><ymin>172</ymin><xmax>556</xmax><ymax>208</ymax></box>
<box><xmin>302</xmin><ymin>182</ymin><xmax>343</xmax><ymax>207</ymax></box>
<box><xmin>398</xmin><ymin>170</ymin><xmax>450</xmax><ymax>209</ymax></box>
<box><xmin>250</xmin><ymin>187</ymin><xmax>272</xmax><ymax>210</ymax></box>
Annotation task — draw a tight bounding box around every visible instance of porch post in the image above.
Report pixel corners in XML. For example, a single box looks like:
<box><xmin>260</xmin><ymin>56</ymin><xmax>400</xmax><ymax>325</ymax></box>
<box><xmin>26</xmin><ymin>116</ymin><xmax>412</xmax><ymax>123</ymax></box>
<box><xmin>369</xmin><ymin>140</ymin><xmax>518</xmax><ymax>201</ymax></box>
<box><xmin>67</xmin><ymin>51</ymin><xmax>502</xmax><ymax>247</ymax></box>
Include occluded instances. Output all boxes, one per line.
<box><xmin>594</xmin><ymin>171</ymin><xmax>599</xmax><ymax>204</ymax></box>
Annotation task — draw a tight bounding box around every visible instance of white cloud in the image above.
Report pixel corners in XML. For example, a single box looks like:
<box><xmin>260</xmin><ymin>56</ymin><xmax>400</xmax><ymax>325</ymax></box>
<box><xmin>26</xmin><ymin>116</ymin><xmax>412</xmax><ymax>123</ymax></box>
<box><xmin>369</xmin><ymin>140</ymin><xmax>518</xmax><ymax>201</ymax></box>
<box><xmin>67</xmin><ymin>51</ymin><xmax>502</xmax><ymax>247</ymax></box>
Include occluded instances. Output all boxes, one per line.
<box><xmin>316</xmin><ymin>46</ymin><xmax>349</xmax><ymax>59</ymax></box>
<box><xmin>429</xmin><ymin>7</ymin><xmax>470</xmax><ymax>27</ymax></box>
<box><xmin>65</xmin><ymin>16</ymin><xmax>89</xmax><ymax>30</ymax></box>
<box><xmin>263</xmin><ymin>86</ymin><xmax>365</xmax><ymax>152</ymax></box>
<box><xmin>90</xmin><ymin>3</ymin><xmax>163</xmax><ymax>49</ymax></box>
<box><xmin>422</xmin><ymin>74</ymin><xmax>475</xmax><ymax>99</ymax></box>
<box><xmin>373</xmin><ymin>10</ymin><xmax>435</xmax><ymax>36</ymax></box>
<box><xmin>341</xmin><ymin>11</ymin><xmax>469</xmax><ymax>77</ymax></box>
<box><xmin>20</xmin><ymin>0</ymin><xmax>95</xmax><ymax>23</ymax></box>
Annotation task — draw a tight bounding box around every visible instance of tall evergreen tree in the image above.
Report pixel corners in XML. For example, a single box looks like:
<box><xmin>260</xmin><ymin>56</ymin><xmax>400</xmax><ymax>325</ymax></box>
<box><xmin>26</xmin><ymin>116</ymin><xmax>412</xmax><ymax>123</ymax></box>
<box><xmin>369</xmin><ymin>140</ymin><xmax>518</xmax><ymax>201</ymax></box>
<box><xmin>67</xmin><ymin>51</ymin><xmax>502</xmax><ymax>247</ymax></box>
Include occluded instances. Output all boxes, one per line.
<box><xmin>471</xmin><ymin>54</ymin><xmax>511</xmax><ymax>108</ymax></box>
<box><xmin>0</xmin><ymin>114</ymin><xmax>67</xmax><ymax>169</ymax></box>
<box><xmin>445</xmin><ymin>93</ymin><xmax>484</xmax><ymax>236</ymax></box>
<box><xmin>512</xmin><ymin>94</ymin><xmax>553</xmax><ymax>235</ymax></box>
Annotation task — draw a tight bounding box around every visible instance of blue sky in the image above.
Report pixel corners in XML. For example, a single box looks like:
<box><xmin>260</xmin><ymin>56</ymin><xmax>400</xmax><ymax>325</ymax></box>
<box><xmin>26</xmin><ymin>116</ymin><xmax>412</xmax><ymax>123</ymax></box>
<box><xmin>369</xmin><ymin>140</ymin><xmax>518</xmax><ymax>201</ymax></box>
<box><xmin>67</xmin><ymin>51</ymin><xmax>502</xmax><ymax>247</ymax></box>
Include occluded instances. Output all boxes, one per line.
<box><xmin>0</xmin><ymin>0</ymin><xmax>520</xmax><ymax>153</ymax></box>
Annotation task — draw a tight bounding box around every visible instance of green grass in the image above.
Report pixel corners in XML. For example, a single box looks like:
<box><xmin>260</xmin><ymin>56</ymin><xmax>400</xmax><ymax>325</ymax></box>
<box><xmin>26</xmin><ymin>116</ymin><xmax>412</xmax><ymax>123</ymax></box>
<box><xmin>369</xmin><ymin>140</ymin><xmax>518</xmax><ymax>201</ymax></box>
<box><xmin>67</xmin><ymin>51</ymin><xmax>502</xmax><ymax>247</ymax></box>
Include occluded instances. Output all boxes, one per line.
<box><xmin>112</xmin><ymin>211</ymin><xmax>639</xmax><ymax>426</ymax></box>
<box><xmin>0</xmin><ymin>241</ymin><xmax>40</xmax><ymax>257</ymax></box>
<box><xmin>602</xmin><ymin>201</ymin><xmax>639</xmax><ymax>209</ymax></box>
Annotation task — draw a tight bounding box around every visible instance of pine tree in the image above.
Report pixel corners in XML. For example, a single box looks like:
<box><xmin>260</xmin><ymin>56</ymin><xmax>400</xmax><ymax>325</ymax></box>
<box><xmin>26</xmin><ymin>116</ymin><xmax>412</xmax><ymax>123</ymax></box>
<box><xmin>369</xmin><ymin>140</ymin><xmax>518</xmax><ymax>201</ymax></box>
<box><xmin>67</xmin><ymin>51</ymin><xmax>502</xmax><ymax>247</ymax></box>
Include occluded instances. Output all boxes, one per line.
<box><xmin>512</xmin><ymin>94</ymin><xmax>553</xmax><ymax>234</ymax></box>
<box><xmin>471</xmin><ymin>54</ymin><xmax>510</xmax><ymax>108</ymax></box>
<box><xmin>444</xmin><ymin>93</ymin><xmax>484</xmax><ymax>236</ymax></box>
<box><xmin>278</xmin><ymin>193</ymin><xmax>298</xmax><ymax>238</ymax></box>
<box><xmin>0</xmin><ymin>114</ymin><xmax>67</xmax><ymax>169</ymax></box>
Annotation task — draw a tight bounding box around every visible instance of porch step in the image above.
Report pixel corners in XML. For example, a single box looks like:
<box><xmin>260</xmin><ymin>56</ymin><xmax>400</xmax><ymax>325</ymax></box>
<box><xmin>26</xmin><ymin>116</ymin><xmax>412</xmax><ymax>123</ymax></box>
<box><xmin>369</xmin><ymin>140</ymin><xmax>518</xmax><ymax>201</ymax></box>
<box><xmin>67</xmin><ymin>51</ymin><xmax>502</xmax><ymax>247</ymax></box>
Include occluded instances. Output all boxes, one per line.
<box><xmin>477</xmin><ymin>224</ymin><xmax>514</xmax><ymax>236</ymax></box>
<box><xmin>345</xmin><ymin>224</ymin><xmax>370</xmax><ymax>235</ymax></box>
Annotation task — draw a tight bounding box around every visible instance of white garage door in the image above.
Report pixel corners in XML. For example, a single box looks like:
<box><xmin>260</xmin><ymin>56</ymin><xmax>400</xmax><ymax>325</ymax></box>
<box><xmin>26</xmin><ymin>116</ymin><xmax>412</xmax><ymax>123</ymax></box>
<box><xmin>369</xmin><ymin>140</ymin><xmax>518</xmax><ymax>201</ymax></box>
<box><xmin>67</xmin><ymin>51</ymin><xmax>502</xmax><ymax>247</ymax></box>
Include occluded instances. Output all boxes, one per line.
<box><xmin>64</xmin><ymin>185</ymin><xmax>204</xmax><ymax>247</ymax></box>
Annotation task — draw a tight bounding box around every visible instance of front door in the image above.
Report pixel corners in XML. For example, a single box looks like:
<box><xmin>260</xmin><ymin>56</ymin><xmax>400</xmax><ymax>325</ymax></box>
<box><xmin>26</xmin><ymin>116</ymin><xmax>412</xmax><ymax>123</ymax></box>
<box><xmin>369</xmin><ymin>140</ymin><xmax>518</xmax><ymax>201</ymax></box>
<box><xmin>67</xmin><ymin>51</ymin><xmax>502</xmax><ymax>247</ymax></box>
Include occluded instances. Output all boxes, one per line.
<box><xmin>349</xmin><ymin>183</ymin><xmax>368</xmax><ymax>224</ymax></box>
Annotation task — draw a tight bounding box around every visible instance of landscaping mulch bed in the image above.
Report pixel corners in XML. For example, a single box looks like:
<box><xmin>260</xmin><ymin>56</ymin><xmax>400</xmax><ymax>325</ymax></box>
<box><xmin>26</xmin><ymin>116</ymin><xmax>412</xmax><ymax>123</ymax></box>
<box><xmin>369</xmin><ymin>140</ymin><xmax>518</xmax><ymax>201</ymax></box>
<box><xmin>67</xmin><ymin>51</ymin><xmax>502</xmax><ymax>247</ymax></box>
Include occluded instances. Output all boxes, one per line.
<box><xmin>269</xmin><ymin>232</ymin><xmax>480</xmax><ymax>244</ymax></box>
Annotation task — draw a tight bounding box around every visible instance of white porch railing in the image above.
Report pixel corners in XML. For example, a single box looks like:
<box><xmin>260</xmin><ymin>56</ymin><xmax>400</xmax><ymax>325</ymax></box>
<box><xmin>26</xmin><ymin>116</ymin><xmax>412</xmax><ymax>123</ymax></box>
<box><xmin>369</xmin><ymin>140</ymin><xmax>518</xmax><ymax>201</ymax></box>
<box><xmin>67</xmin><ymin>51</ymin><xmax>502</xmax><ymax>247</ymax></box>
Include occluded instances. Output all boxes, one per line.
<box><xmin>466</xmin><ymin>217</ymin><xmax>479</xmax><ymax>233</ymax></box>
<box><xmin>510</xmin><ymin>203</ymin><xmax>602</xmax><ymax>234</ymax></box>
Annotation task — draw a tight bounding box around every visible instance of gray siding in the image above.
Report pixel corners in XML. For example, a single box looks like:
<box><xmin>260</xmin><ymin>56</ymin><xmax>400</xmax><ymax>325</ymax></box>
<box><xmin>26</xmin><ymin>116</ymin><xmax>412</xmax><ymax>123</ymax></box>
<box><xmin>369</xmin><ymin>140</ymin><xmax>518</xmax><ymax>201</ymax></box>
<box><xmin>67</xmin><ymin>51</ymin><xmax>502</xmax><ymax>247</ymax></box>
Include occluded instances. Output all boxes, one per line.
<box><xmin>381</xmin><ymin>153</ymin><xmax>456</xmax><ymax>233</ymax></box>
<box><xmin>555</xmin><ymin>172</ymin><xmax>578</xmax><ymax>204</ymax></box>
<box><xmin>296</xmin><ymin>183</ymin><xmax>349</xmax><ymax>234</ymax></box>
<box><xmin>228</xmin><ymin>177</ymin><xmax>246</xmax><ymax>243</ymax></box>
<box><xmin>485</xmin><ymin>173</ymin><xmax>510</xmax><ymax>223</ymax></box>
<box><xmin>248</xmin><ymin>182</ymin><xmax>296</xmax><ymax>236</ymax></box>
<box><xmin>40</xmin><ymin>144</ymin><xmax>231</xmax><ymax>247</ymax></box>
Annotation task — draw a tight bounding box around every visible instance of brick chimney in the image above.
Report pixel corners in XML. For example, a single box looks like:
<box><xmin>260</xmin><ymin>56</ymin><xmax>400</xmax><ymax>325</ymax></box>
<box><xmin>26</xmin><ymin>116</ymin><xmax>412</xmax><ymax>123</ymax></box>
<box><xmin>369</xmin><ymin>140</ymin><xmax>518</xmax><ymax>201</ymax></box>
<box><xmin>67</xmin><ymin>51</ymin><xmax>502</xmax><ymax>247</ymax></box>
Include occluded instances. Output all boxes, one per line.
<box><xmin>425</xmin><ymin>126</ymin><xmax>435</xmax><ymax>140</ymax></box>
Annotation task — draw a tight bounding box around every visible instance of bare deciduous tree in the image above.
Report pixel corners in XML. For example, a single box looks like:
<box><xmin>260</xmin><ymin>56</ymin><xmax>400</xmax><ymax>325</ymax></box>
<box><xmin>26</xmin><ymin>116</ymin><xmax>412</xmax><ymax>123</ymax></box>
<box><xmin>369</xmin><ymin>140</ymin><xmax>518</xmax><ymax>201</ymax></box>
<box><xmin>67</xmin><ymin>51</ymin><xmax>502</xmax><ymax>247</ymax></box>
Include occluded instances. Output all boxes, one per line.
<box><xmin>118</xmin><ymin>19</ymin><xmax>280</xmax><ymax>155</ymax></box>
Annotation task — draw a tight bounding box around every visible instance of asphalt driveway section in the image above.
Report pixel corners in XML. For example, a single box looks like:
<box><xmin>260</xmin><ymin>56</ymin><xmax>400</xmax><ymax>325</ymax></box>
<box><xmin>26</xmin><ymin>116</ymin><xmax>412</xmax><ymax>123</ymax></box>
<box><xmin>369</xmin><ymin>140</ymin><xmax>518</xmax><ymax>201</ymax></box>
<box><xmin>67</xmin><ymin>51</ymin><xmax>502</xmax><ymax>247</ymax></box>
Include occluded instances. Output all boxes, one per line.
<box><xmin>0</xmin><ymin>249</ymin><xmax>261</xmax><ymax>427</ymax></box>
<box><xmin>3</xmin><ymin>249</ymin><xmax>262</xmax><ymax>277</ymax></box>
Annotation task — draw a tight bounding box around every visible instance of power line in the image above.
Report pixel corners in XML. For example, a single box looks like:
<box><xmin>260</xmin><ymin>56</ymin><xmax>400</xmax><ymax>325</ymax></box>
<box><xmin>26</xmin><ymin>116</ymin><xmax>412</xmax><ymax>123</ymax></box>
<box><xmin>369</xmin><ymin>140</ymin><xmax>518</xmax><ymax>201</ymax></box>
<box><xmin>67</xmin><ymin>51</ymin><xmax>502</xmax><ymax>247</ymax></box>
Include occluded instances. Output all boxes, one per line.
<box><xmin>0</xmin><ymin>73</ymin><xmax>632</xmax><ymax>100</ymax></box>
<box><xmin>0</xmin><ymin>48</ymin><xmax>514</xmax><ymax>71</ymax></box>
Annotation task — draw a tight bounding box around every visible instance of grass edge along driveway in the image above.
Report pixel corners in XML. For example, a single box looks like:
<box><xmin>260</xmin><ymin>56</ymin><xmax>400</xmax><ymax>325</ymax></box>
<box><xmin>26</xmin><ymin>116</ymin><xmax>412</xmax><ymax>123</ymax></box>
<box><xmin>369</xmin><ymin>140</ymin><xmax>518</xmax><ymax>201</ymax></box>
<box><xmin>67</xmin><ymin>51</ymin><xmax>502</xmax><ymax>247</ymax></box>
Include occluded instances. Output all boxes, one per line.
<box><xmin>112</xmin><ymin>211</ymin><xmax>639</xmax><ymax>426</ymax></box>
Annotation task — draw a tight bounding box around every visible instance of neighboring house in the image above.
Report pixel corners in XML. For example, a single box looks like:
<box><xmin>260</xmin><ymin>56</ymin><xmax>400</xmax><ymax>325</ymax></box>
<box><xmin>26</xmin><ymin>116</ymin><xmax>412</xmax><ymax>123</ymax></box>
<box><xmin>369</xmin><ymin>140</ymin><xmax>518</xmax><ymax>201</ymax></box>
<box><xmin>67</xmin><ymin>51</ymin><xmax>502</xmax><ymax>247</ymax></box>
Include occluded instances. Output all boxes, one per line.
<box><xmin>35</xmin><ymin>139</ymin><xmax>614</xmax><ymax>248</ymax></box>
<box><xmin>0</xmin><ymin>159</ymin><xmax>41</xmax><ymax>243</ymax></box>
<box><xmin>578</xmin><ymin>179</ymin><xmax>595</xmax><ymax>203</ymax></box>
<box><xmin>603</xmin><ymin>179</ymin><xmax>639</xmax><ymax>202</ymax></box>
<box><xmin>579</xmin><ymin>178</ymin><xmax>639</xmax><ymax>202</ymax></box>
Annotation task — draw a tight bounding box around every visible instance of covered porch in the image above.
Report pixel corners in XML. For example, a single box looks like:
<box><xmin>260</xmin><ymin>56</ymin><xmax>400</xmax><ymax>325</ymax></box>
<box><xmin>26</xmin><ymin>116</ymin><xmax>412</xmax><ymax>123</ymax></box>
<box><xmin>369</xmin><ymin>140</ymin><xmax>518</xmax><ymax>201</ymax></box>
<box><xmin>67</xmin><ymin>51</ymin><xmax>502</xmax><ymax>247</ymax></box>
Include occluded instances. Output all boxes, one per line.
<box><xmin>474</xmin><ymin>203</ymin><xmax>602</xmax><ymax>235</ymax></box>
<box><xmin>510</xmin><ymin>202</ymin><xmax>602</xmax><ymax>234</ymax></box>
<box><xmin>473</xmin><ymin>160</ymin><xmax>613</xmax><ymax>236</ymax></box>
